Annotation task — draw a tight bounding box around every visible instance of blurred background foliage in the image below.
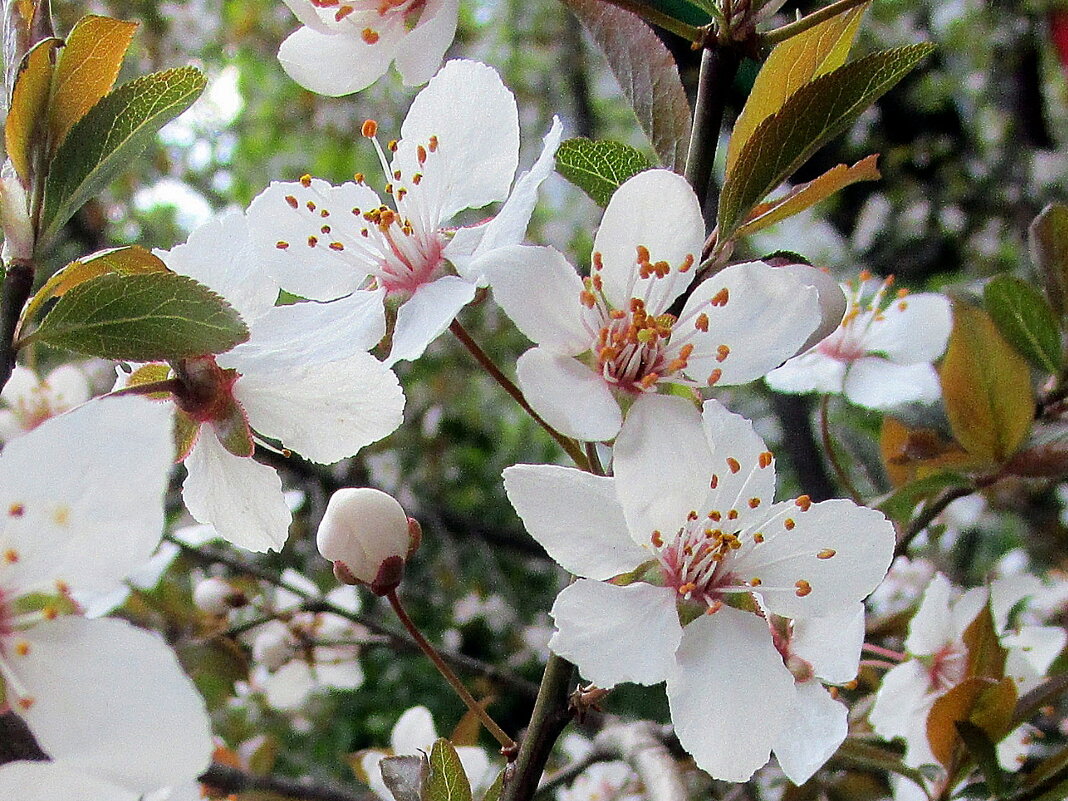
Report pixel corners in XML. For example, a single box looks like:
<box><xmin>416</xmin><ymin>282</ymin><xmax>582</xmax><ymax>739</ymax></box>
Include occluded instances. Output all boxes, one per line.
<box><xmin>37</xmin><ymin>0</ymin><xmax>1068</xmax><ymax>791</ymax></box>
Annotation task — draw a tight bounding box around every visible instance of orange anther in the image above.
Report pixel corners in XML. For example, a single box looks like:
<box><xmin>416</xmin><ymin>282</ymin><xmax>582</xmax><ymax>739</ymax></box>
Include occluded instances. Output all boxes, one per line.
<box><xmin>726</xmin><ymin>457</ymin><xmax>741</xmax><ymax>474</ymax></box>
<box><xmin>707</xmin><ymin>369</ymin><xmax>722</xmax><ymax>386</ymax></box>
<box><xmin>275</xmin><ymin>241</ymin><xmax>290</xmax><ymax>250</ymax></box>
<box><xmin>784</xmin><ymin>518</ymin><xmax>795</xmax><ymax>530</ymax></box>
<box><xmin>795</xmin><ymin>495</ymin><xmax>812</xmax><ymax>511</ymax></box>
<box><xmin>716</xmin><ymin>344</ymin><xmax>730</xmax><ymax>362</ymax></box>
<box><xmin>329</xmin><ymin>242</ymin><xmax>345</xmax><ymax>251</ymax></box>
<box><xmin>817</xmin><ymin>549</ymin><xmax>836</xmax><ymax>560</ymax></box>
<box><xmin>300</xmin><ymin>174</ymin><xmax>312</xmax><ymax>187</ymax></box>
<box><xmin>710</xmin><ymin>288</ymin><xmax>729</xmax><ymax>307</ymax></box>
<box><xmin>795</xmin><ymin>580</ymin><xmax>812</xmax><ymax>597</ymax></box>
<box><xmin>284</xmin><ymin>195</ymin><xmax>298</xmax><ymax>209</ymax></box>
<box><xmin>307</xmin><ymin>236</ymin><xmax>319</xmax><ymax>247</ymax></box>
<box><xmin>695</xmin><ymin>313</ymin><xmax>709</xmax><ymax>332</ymax></box>
<box><xmin>748</xmin><ymin>497</ymin><xmax>760</xmax><ymax>509</ymax></box>
<box><xmin>758</xmin><ymin>451</ymin><xmax>773</xmax><ymax>468</ymax></box>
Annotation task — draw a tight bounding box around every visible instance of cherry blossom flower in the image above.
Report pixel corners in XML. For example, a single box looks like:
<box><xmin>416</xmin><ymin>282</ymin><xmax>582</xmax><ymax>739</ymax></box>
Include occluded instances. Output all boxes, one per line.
<box><xmin>766</xmin><ymin>272</ymin><xmax>953</xmax><ymax>410</ymax></box>
<box><xmin>0</xmin><ymin>397</ymin><xmax>212</xmax><ymax>794</ymax></box>
<box><xmin>0</xmin><ymin>363</ymin><xmax>90</xmax><ymax>441</ymax></box>
<box><xmin>142</xmin><ymin>210</ymin><xmax>404</xmax><ymax>552</ymax></box>
<box><xmin>503</xmin><ymin>394</ymin><xmax>895</xmax><ymax>781</ymax></box>
<box><xmin>484</xmin><ymin>169</ymin><xmax>846</xmax><ymax>442</ymax></box>
<box><xmin>247</xmin><ymin>59</ymin><xmax>562</xmax><ymax>366</ymax></box>
<box><xmin>869</xmin><ymin>573</ymin><xmax>1066</xmax><ymax>777</ymax></box>
<box><xmin>360</xmin><ymin>705</ymin><xmax>493</xmax><ymax>801</ymax></box>
<box><xmin>277</xmin><ymin>0</ymin><xmax>458</xmax><ymax>96</ymax></box>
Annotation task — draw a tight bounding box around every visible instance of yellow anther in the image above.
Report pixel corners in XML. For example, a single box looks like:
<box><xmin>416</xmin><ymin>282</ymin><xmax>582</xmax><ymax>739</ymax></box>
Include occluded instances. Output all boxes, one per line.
<box><xmin>17</xmin><ymin>698</ymin><xmax>34</xmax><ymax>710</ymax></box>
<box><xmin>3</xmin><ymin>548</ymin><xmax>18</xmax><ymax>562</ymax></box>
<box><xmin>709</xmin><ymin>510</ymin><xmax>721</xmax><ymax>521</ymax></box>
<box><xmin>784</xmin><ymin>518</ymin><xmax>795</xmax><ymax>530</ymax></box>
<box><xmin>748</xmin><ymin>497</ymin><xmax>760</xmax><ymax>509</ymax></box>
<box><xmin>727</xmin><ymin>510</ymin><xmax>738</xmax><ymax>520</ymax></box>
<box><xmin>360</xmin><ymin>25</ymin><xmax>378</xmax><ymax>42</ymax></box>
<box><xmin>679</xmin><ymin>254</ymin><xmax>694</xmax><ymax>273</ymax></box>
<box><xmin>306</xmin><ymin>200</ymin><xmax>316</xmax><ymax>212</ymax></box>
<box><xmin>307</xmin><ymin>236</ymin><xmax>318</xmax><ymax>247</ymax></box>
<box><xmin>748</xmin><ymin>578</ymin><xmax>762</xmax><ymax>587</ymax></box>
<box><xmin>43</xmin><ymin>605</ymin><xmax>58</xmax><ymax>620</ymax></box>
<box><xmin>651</xmin><ymin>531</ymin><xmax>663</xmax><ymax>547</ymax></box>
<box><xmin>329</xmin><ymin>242</ymin><xmax>345</xmax><ymax>251</ymax></box>
<box><xmin>275</xmin><ymin>241</ymin><xmax>289</xmax><ymax>250</ymax></box>
<box><xmin>321</xmin><ymin>225</ymin><xmax>331</xmax><ymax>234</ymax></box>
<box><xmin>580</xmin><ymin>290</ymin><xmax>596</xmax><ymax>308</ymax></box>
<box><xmin>817</xmin><ymin>549</ymin><xmax>836</xmax><ymax>559</ymax></box>
<box><xmin>753</xmin><ymin>532</ymin><xmax>764</xmax><ymax>543</ymax></box>
<box><xmin>354</xmin><ymin>173</ymin><xmax>365</xmax><ymax>183</ymax></box>
<box><xmin>334</xmin><ymin>4</ymin><xmax>354</xmax><ymax>20</ymax></box>
<box><xmin>300</xmin><ymin>174</ymin><xmax>312</xmax><ymax>187</ymax></box>
<box><xmin>14</xmin><ymin>640</ymin><xmax>29</xmax><ymax>656</ymax></box>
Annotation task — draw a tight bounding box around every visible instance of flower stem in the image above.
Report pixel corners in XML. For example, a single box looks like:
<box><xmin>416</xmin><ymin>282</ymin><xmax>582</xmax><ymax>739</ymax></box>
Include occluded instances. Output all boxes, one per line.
<box><xmin>862</xmin><ymin>643</ymin><xmax>905</xmax><ymax>661</ymax></box>
<box><xmin>500</xmin><ymin>653</ymin><xmax>576</xmax><ymax>801</ymax></box>
<box><xmin>818</xmin><ymin>395</ymin><xmax>863</xmax><ymax>503</ymax></box>
<box><xmin>591</xmin><ymin>0</ymin><xmax>705</xmax><ymax>43</ymax></box>
<box><xmin>760</xmin><ymin>0</ymin><xmax>870</xmax><ymax>47</ymax></box>
<box><xmin>449</xmin><ymin>319</ymin><xmax>590</xmax><ymax>471</ymax></box>
<box><xmin>386</xmin><ymin>589</ymin><xmax>517</xmax><ymax>753</ymax></box>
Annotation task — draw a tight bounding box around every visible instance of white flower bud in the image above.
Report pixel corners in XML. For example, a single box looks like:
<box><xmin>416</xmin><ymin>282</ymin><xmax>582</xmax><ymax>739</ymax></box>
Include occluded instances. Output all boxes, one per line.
<box><xmin>0</xmin><ymin>160</ymin><xmax>33</xmax><ymax>262</ymax></box>
<box><xmin>193</xmin><ymin>576</ymin><xmax>243</xmax><ymax>615</ymax></box>
<box><xmin>252</xmin><ymin>622</ymin><xmax>297</xmax><ymax>671</ymax></box>
<box><xmin>317</xmin><ymin>488</ymin><xmax>413</xmax><ymax>595</ymax></box>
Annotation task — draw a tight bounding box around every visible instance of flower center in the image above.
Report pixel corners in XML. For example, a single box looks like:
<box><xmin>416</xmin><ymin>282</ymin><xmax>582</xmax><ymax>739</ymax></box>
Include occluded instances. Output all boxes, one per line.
<box><xmin>172</xmin><ymin>357</ymin><xmax>241</xmax><ymax>424</ymax></box>
<box><xmin>817</xmin><ymin>271</ymin><xmax>910</xmax><ymax>363</ymax></box>
<box><xmin>579</xmin><ymin>248</ymin><xmax>696</xmax><ymax>393</ymax></box>
<box><xmin>305</xmin><ymin>0</ymin><xmax>428</xmax><ymax>41</ymax></box>
<box><xmin>927</xmin><ymin>642</ymin><xmax>967</xmax><ymax>693</ymax></box>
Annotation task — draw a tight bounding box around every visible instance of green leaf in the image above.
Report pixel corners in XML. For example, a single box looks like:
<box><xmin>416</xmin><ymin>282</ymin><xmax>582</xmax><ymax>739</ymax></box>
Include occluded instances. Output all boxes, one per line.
<box><xmin>876</xmin><ymin>471</ymin><xmax>971</xmax><ymax>525</ymax></box>
<box><xmin>39</xmin><ymin>66</ymin><xmax>206</xmax><ymax>248</ymax></box>
<box><xmin>560</xmin><ymin>0</ymin><xmax>691</xmax><ymax>169</ymax></box>
<box><xmin>424</xmin><ymin>739</ymin><xmax>472</xmax><ymax>801</ymax></box>
<box><xmin>955</xmin><ymin>721</ymin><xmax>1007</xmax><ymax>799</ymax></box>
<box><xmin>727</xmin><ymin>1</ymin><xmax>870</xmax><ymax>174</ymax></box>
<box><xmin>556</xmin><ymin>138</ymin><xmax>651</xmax><ymax>207</ymax></box>
<box><xmin>481</xmin><ymin>770</ymin><xmax>504</xmax><ymax>801</ymax></box>
<box><xmin>1029</xmin><ymin>203</ymin><xmax>1068</xmax><ymax>318</ymax></box>
<box><xmin>718</xmin><ymin>44</ymin><xmax>934</xmax><ymax>241</ymax></box>
<box><xmin>984</xmin><ymin>275</ymin><xmax>1062</xmax><ymax>375</ymax></box>
<box><xmin>831</xmin><ymin>738</ymin><xmax>929</xmax><ymax>789</ymax></box>
<box><xmin>29</xmin><ymin>271</ymin><xmax>249</xmax><ymax>361</ymax></box>
<box><xmin>939</xmin><ymin>303</ymin><xmax>1034</xmax><ymax>464</ymax></box>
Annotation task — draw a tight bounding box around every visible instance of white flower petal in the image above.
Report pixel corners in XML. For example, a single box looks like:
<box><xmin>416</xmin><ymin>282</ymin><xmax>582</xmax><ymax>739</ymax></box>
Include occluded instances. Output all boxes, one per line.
<box><xmin>456</xmin><ymin>746</ymin><xmax>493</xmax><ymax>795</ymax></box>
<box><xmin>765</xmin><ymin>350</ymin><xmax>847</xmax><ymax>395</ymax></box>
<box><xmin>0</xmin><ymin>364</ymin><xmax>38</xmax><ymax>405</ymax></box>
<box><xmin>594</xmin><ymin>170</ymin><xmax>702</xmax><ymax>313</ymax></box>
<box><xmin>183</xmin><ymin>432</ymin><xmax>291</xmax><ymax>552</ymax></box>
<box><xmin>680</xmin><ymin>261</ymin><xmax>820</xmax><ymax>387</ymax></box>
<box><xmin>864</xmin><ymin>293</ymin><xmax>953</xmax><ymax>364</ymax></box>
<box><xmin>516</xmin><ymin>347</ymin><xmax>622</xmax><ymax>441</ymax></box>
<box><xmin>775</xmin><ymin>263</ymin><xmax>847</xmax><ymax>353</ymax></box>
<box><xmin>159</xmin><ymin>210</ymin><xmax>277</xmax><ymax>322</ymax></box>
<box><xmin>549</xmin><ymin>580</ymin><xmax>681</xmax><ymax>687</ymax></box>
<box><xmin>393</xmin><ymin>60</ymin><xmax>518</xmax><ymax>223</ymax></box>
<box><xmin>223</xmin><ymin>288</ymin><xmax>387</xmax><ymax>372</ymax></box>
<box><xmin>1003</xmin><ymin>626</ymin><xmax>1067</xmax><ymax>689</ymax></box>
<box><xmin>278</xmin><ymin>25</ymin><xmax>401</xmax><ymax>96</ymax></box>
<box><xmin>263</xmin><ymin>660</ymin><xmax>317</xmax><ymax>710</ymax></box>
<box><xmin>699</xmin><ymin>399</ymin><xmax>777</xmax><ymax>520</ymax></box>
<box><xmin>904</xmin><ymin>573</ymin><xmax>956</xmax><ymax>655</ymax></box>
<box><xmin>667</xmin><ymin>607</ymin><xmax>795</xmax><ymax>782</ymax></box>
<box><xmin>0</xmin><ymin>397</ymin><xmax>172</xmax><ymax>595</ymax></box>
<box><xmin>15</xmin><ymin>617</ymin><xmax>211</xmax><ymax>792</ymax></box>
<box><xmin>614</xmin><ymin>395</ymin><xmax>711</xmax><ymax>539</ymax></box>
<box><xmin>392</xmin><ymin>0</ymin><xmax>459</xmax><ymax>86</ymax></box>
<box><xmin>0</xmin><ymin>761</ymin><xmax>139</xmax><ymax>801</ymax></box>
<box><xmin>386</xmin><ymin>275</ymin><xmax>476</xmax><ymax>365</ymax></box>
<box><xmin>503</xmin><ymin>464</ymin><xmax>647</xmax><ymax>580</ymax></box>
<box><xmin>450</xmin><ymin>118</ymin><xmax>564</xmax><ymax>275</ymax></box>
<box><xmin>772</xmin><ymin>680</ymin><xmax>847</xmax><ymax>785</ymax></box>
<box><xmin>868</xmin><ymin>660</ymin><xmax>936</xmax><ymax>767</ymax></box>
<box><xmin>791</xmin><ymin>604</ymin><xmax>865</xmax><ymax>684</ymax></box>
<box><xmin>247</xmin><ymin>178</ymin><xmax>382</xmax><ymax>300</ymax></box>
<box><xmin>733</xmin><ymin>499</ymin><xmax>894</xmax><ymax>619</ymax></box>
<box><xmin>391</xmin><ymin>706</ymin><xmax>437</xmax><ymax>753</ymax></box>
<box><xmin>843</xmin><ymin>358</ymin><xmax>942</xmax><ymax>410</ymax></box>
<box><xmin>235</xmin><ymin>352</ymin><xmax>404</xmax><ymax>464</ymax></box>
<box><xmin>483</xmin><ymin>245</ymin><xmax>588</xmax><ymax>353</ymax></box>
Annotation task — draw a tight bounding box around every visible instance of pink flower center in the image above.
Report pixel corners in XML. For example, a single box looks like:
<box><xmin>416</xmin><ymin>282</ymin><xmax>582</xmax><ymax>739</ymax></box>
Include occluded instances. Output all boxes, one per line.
<box><xmin>578</xmin><ymin>248</ymin><xmax>699</xmax><ymax>393</ymax></box>
<box><xmin>927</xmin><ymin>642</ymin><xmax>967</xmax><ymax>693</ymax></box>
<box><xmin>816</xmin><ymin>273</ymin><xmax>910</xmax><ymax>363</ymax></box>
<box><xmin>306</xmin><ymin>0</ymin><xmax>428</xmax><ymax>40</ymax></box>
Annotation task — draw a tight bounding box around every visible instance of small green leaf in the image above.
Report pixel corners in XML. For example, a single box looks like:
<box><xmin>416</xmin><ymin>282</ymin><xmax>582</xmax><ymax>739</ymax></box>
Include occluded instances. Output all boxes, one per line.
<box><xmin>556</xmin><ymin>138</ymin><xmax>651</xmax><ymax>206</ymax></box>
<box><xmin>481</xmin><ymin>770</ymin><xmax>504</xmax><ymax>801</ymax></box>
<box><xmin>425</xmin><ymin>739</ymin><xmax>472</xmax><ymax>801</ymax></box>
<box><xmin>984</xmin><ymin>275</ymin><xmax>1062</xmax><ymax>375</ymax></box>
<box><xmin>1029</xmin><ymin>203</ymin><xmax>1068</xmax><ymax>318</ymax></box>
<box><xmin>30</xmin><ymin>271</ymin><xmax>249</xmax><ymax>361</ymax></box>
<box><xmin>876</xmin><ymin>471</ymin><xmax>971</xmax><ymax>525</ymax></box>
<box><xmin>955</xmin><ymin>721</ymin><xmax>1007</xmax><ymax>799</ymax></box>
<box><xmin>939</xmin><ymin>303</ymin><xmax>1034</xmax><ymax>464</ymax></box>
<box><xmin>718</xmin><ymin>44</ymin><xmax>933</xmax><ymax>240</ymax></box>
<box><xmin>39</xmin><ymin>66</ymin><xmax>206</xmax><ymax>248</ymax></box>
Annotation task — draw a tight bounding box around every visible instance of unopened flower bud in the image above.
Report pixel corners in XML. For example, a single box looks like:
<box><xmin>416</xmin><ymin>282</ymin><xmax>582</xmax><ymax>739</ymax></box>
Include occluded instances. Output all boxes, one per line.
<box><xmin>317</xmin><ymin>488</ymin><xmax>413</xmax><ymax>596</ymax></box>
<box><xmin>0</xmin><ymin>160</ymin><xmax>34</xmax><ymax>262</ymax></box>
<box><xmin>193</xmin><ymin>576</ymin><xmax>245</xmax><ymax>615</ymax></box>
<box><xmin>252</xmin><ymin>622</ymin><xmax>297</xmax><ymax>671</ymax></box>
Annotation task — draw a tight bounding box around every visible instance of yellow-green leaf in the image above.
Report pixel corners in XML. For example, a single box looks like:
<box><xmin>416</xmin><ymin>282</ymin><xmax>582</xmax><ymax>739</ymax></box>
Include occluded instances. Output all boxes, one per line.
<box><xmin>983</xmin><ymin>274</ymin><xmax>1063</xmax><ymax>375</ymax></box>
<box><xmin>49</xmin><ymin>15</ymin><xmax>138</xmax><ymax>151</ymax></box>
<box><xmin>5</xmin><ymin>37</ymin><xmax>60</xmax><ymax>182</ymax></box>
<box><xmin>735</xmin><ymin>154</ymin><xmax>881</xmax><ymax>239</ymax></box>
<box><xmin>20</xmin><ymin>245</ymin><xmax>167</xmax><ymax>327</ymax></box>
<box><xmin>718</xmin><ymin>44</ymin><xmax>933</xmax><ymax>241</ymax></box>
<box><xmin>1030</xmin><ymin>203</ymin><xmax>1068</xmax><ymax>318</ymax></box>
<box><xmin>939</xmin><ymin>303</ymin><xmax>1034</xmax><ymax>464</ymax></box>
<box><xmin>555</xmin><ymin>138</ymin><xmax>651</xmax><ymax>206</ymax></box>
<box><xmin>425</xmin><ymin>739</ymin><xmax>472</xmax><ymax>801</ymax></box>
<box><xmin>726</xmin><ymin>2</ymin><xmax>870</xmax><ymax>174</ymax></box>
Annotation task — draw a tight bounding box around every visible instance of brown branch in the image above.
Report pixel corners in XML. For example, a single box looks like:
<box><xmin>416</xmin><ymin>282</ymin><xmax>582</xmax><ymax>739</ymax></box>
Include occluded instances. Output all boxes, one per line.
<box><xmin>201</xmin><ymin>761</ymin><xmax>370</xmax><ymax>801</ymax></box>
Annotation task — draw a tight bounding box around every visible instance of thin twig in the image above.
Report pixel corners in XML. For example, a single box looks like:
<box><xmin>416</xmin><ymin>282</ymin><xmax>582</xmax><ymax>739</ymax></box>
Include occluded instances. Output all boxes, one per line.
<box><xmin>0</xmin><ymin>258</ymin><xmax>34</xmax><ymax>393</ymax></box>
<box><xmin>166</xmin><ymin>536</ymin><xmax>539</xmax><ymax>700</ymax></box>
<box><xmin>684</xmin><ymin>45</ymin><xmax>742</xmax><ymax>225</ymax></box>
<box><xmin>893</xmin><ymin>484</ymin><xmax>975</xmax><ymax>557</ymax></box>
<box><xmin>201</xmin><ymin>761</ymin><xmax>369</xmax><ymax>801</ymax></box>
<box><xmin>449</xmin><ymin>319</ymin><xmax>590</xmax><ymax>471</ymax></box>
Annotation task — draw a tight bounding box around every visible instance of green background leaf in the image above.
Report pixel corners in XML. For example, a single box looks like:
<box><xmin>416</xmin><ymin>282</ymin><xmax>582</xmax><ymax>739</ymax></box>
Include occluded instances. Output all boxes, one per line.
<box><xmin>555</xmin><ymin>138</ymin><xmax>650</xmax><ymax>206</ymax></box>
<box><xmin>31</xmin><ymin>271</ymin><xmax>249</xmax><ymax>360</ymax></box>
<box><xmin>1029</xmin><ymin>203</ymin><xmax>1068</xmax><ymax>318</ymax></box>
<box><xmin>39</xmin><ymin>66</ymin><xmax>206</xmax><ymax>248</ymax></box>
<box><xmin>718</xmin><ymin>44</ymin><xmax>934</xmax><ymax>240</ymax></box>
<box><xmin>983</xmin><ymin>275</ymin><xmax>1062</xmax><ymax>375</ymax></box>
